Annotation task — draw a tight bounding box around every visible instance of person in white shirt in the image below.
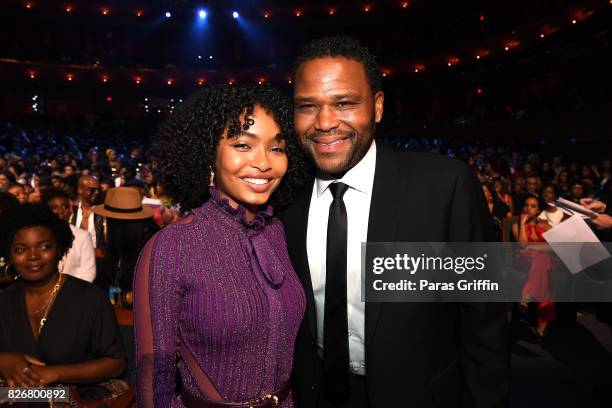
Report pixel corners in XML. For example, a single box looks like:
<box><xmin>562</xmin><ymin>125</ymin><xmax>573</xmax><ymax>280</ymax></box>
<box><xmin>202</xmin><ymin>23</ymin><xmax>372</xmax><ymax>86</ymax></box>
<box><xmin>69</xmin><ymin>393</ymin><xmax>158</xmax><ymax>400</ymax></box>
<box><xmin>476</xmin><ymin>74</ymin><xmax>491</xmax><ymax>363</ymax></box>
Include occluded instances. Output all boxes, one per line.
<box><xmin>43</xmin><ymin>188</ymin><xmax>96</xmax><ymax>282</ymax></box>
<box><xmin>538</xmin><ymin>184</ymin><xmax>569</xmax><ymax>227</ymax></box>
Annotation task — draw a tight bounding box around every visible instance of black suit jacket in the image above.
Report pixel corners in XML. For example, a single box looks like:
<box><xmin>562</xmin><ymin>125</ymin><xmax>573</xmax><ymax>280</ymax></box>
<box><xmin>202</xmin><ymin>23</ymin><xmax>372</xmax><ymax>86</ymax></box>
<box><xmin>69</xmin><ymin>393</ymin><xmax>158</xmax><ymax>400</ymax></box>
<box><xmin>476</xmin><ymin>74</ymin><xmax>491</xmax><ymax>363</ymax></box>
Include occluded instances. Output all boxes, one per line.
<box><xmin>280</xmin><ymin>146</ymin><xmax>510</xmax><ymax>408</ymax></box>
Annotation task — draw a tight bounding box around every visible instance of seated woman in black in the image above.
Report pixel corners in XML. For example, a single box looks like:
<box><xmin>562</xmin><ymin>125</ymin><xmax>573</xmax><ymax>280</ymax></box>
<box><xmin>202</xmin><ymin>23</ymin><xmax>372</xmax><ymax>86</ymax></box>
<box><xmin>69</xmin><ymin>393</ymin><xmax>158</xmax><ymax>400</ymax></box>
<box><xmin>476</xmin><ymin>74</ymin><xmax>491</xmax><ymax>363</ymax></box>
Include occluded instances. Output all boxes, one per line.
<box><xmin>0</xmin><ymin>204</ymin><xmax>125</xmax><ymax>394</ymax></box>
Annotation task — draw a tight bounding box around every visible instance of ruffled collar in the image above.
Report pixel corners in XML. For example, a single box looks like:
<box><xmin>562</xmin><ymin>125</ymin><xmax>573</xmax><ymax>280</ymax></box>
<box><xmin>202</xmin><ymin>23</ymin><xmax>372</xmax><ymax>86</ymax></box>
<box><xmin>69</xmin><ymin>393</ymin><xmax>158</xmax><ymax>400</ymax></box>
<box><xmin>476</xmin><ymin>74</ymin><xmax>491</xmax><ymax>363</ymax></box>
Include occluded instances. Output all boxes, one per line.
<box><xmin>208</xmin><ymin>186</ymin><xmax>274</xmax><ymax>233</ymax></box>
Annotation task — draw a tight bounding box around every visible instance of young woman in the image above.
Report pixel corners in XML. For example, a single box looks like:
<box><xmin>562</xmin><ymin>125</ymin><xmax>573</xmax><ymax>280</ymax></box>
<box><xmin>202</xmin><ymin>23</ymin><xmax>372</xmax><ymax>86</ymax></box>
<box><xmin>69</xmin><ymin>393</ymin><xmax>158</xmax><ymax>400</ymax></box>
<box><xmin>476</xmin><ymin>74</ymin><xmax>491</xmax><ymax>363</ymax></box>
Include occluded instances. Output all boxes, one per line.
<box><xmin>134</xmin><ymin>85</ymin><xmax>310</xmax><ymax>407</ymax></box>
<box><xmin>512</xmin><ymin>196</ymin><xmax>554</xmax><ymax>336</ymax></box>
<box><xmin>0</xmin><ymin>204</ymin><xmax>126</xmax><ymax>398</ymax></box>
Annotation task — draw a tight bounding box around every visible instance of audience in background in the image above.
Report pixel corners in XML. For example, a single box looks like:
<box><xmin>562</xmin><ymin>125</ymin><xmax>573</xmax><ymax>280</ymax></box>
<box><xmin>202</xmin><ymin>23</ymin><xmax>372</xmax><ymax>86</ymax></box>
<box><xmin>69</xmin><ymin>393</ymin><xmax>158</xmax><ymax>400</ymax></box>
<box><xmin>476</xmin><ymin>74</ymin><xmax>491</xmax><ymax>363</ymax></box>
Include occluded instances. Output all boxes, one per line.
<box><xmin>42</xmin><ymin>188</ymin><xmax>96</xmax><ymax>282</ymax></box>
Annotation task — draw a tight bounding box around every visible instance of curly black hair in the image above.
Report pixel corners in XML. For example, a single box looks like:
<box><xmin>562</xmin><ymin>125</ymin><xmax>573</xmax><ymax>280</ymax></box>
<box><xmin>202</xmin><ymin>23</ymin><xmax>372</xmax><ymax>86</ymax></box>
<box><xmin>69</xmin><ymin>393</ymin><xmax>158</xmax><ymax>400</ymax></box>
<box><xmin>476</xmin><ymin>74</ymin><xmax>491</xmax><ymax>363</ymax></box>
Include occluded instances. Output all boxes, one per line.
<box><xmin>153</xmin><ymin>84</ymin><xmax>312</xmax><ymax>212</ymax></box>
<box><xmin>0</xmin><ymin>203</ymin><xmax>73</xmax><ymax>262</ymax></box>
<box><xmin>41</xmin><ymin>187</ymin><xmax>71</xmax><ymax>205</ymax></box>
<box><xmin>292</xmin><ymin>36</ymin><xmax>382</xmax><ymax>93</ymax></box>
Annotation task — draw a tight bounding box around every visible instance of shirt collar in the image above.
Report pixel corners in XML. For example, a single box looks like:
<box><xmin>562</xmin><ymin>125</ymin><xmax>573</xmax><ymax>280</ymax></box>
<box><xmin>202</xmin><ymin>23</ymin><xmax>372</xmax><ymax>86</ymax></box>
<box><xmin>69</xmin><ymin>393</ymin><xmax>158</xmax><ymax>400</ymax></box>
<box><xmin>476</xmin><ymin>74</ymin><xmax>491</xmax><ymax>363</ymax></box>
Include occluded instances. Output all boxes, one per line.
<box><xmin>316</xmin><ymin>140</ymin><xmax>377</xmax><ymax>198</ymax></box>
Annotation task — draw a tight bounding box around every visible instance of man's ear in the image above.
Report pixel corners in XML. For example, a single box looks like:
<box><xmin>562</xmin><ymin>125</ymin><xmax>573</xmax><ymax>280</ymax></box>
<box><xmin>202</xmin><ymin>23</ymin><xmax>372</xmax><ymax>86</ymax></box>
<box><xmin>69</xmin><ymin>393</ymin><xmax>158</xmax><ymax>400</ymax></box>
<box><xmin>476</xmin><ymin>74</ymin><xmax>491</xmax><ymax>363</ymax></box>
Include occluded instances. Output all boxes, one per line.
<box><xmin>374</xmin><ymin>91</ymin><xmax>384</xmax><ymax>123</ymax></box>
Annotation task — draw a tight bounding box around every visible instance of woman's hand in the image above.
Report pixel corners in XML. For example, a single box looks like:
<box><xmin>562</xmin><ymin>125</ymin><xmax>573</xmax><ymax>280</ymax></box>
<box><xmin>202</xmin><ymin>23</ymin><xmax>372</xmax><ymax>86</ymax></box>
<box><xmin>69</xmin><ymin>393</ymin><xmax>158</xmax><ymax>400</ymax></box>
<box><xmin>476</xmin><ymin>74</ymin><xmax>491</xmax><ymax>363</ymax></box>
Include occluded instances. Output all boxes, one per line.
<box><xmin>519</xmin><ymin>214</ymin><xmax>529</xmax><ymax>225</ymax></box>
<box><xmin>26</xmin><ymin>365</ymin><xmax>61</xmax><ymax>386</ymax></box>
<box><xmin>0</xmin><ymin>352</ymin><xmax>46</xmax><ymax>387</ymax></box>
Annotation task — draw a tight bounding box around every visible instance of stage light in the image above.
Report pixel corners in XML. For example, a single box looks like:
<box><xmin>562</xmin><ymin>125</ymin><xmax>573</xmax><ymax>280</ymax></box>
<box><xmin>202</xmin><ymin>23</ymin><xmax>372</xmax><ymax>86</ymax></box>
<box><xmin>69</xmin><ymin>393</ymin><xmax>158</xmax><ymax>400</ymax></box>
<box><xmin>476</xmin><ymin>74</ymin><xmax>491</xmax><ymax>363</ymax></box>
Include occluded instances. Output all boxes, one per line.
<box><xmin>401</xmin><ymin>2</ymin><xmax>409</xmax><ymax>9</ymax></box>
<box><xmin>32</xmin><ymin>95</ymin><xmax>38</xmax><ymax>101</ymax></box>
<box><xmin>328</xmin><ymin>8</ymin><xmax>336</xmax><ymax>15</ymax></box>
<box><xmin>228</xmin><ymin>78</ymin><xmax>235</xmax><ymax>85</ymax></box>
<box><xmin>198</xmin><ymin>9</ymin><xmax>207</xmax><ymax>19</ymax></box>
<box><xmin>264</xmin><ymin>11</ymin><xmax>270</xmax><ymax>19</ymax></box>
<box><xmin>28</xmin><ymin>70</ymin><xmax>37</xmax><ymax>79</ymax></box>
<box><xmin>65</xmin><ymin>5</ymin><xmax>73</xmax><ymax>13</ymax></box>
<box><xmin>257</xmin><ymin>77</ymin><xmax>265</xmax><ymax>85</ymax></box>
<box><xmin>295</xmin><ymin>10</ymin><xmax>302</xmax><ymax>17</ymax></box>
<box><xmin>198</xmin><ymin>55</ymin><xmax>202</xmax><ymax>60</ymax></box>
<box><xmin>413</xmin><ymin>64</ymin><xmax>425</xmax><ymax>73</ymax></box>
<box><xmin>166</xmin><ymin>79</ymin><xmax>174</xmax><ymax>85</ymax></box>
<box><xmin>25</xmin><ymin>2</ymin><xmax>32</xmax><ymax>9</ymax></box>
<box><xmin>136</xmin><ymin>9</ymin><xmax>143</xmax><ymax>17</ymax></box>
<box><xmin>476</xmin><ymin>55</ymin><xmax>481</xmax><ymax>59</ymax></box>
<box><xmin>101</xmin><ymin>7</ymin><xmax>110</xmax><ymax>16</ymax></box>
<box><xmin>106</xmin><ymin>97</ymin><xmax>113</xmax><ymax>102</ymax></box>
<box><xmin>571</xmin><ymin>19</ymin><xmax>577</xmax><ymax>24</ymax></box>
<box><xmin>540</xmin><ymin>33</ymin><xmax>545</xmax><ymax>38</ymax></box>
<box><xmin>363</xmin><ymin>5</ymin><xmax>371</xmax><ymax>12</ymax></box>
<box><xmin>209</xmin><ymin>55</ymin><xmax>213</xmax><ymax>59</ymax></box>
<box><xmin>476</xmin><ymin>87</ymin><xmax>483</xmax><ymax>95</ymax></box>
<box><xmin>447</xmin><ymin>57</ymin><xmax>460</xmax><ymax>67</ymax></box>
<box><xmin>504</xmin><ymin>46</ymin><xmax>510</xmax><ymax>51</ymax></box>
<box><xmin>133</xmin><ymin>76</ymin><xmax>142</xmax><ymax>85</ymax></box>
<box><xmin>165</xmin><ymin>11</ymin><xmax>172</xmax><ymax>18</ymax></box>
<box><xmin>101</xmin><ymin>75</ymin><xmax>109</xmax><ymax>83</ymax></box>
<box><xmin>66</xmin><ymin>73</ymin><xmax>74</xmax><ymax>81</ymax></box>
<box><xmin>197</xmin><ymin>78</ymin><xmax>205</xmax><ymax>86</ymax></box>
<box><xmin>232</xmin><ymin>11</ymin><xmax>239</xmax><ymax>19</ymax></box>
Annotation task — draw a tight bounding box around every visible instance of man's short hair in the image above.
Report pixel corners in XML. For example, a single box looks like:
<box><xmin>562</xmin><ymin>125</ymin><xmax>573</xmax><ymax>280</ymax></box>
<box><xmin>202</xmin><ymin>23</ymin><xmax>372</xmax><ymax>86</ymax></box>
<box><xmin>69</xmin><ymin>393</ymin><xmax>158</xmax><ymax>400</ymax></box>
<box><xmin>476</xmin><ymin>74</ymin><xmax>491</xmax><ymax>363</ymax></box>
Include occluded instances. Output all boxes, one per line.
<box><xmin>292</xmin><ymin>36</ymin><xmax>382</xmax><ymax>93</ymax></box>
<box><xmin>41</xmin><ymin>188</ymin><xmax>71</xmax><ymax>205</ymax></box>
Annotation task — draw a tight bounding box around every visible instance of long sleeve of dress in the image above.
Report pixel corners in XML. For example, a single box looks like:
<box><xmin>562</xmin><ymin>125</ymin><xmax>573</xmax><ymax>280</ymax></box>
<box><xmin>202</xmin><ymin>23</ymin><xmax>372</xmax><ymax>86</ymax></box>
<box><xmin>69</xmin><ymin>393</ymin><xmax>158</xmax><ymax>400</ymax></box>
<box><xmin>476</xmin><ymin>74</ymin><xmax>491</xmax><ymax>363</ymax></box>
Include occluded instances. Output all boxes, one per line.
<box><xmin>133</xmin><ymin>227</ymin><xmax>182</xmax><ymax>408</ymax></box>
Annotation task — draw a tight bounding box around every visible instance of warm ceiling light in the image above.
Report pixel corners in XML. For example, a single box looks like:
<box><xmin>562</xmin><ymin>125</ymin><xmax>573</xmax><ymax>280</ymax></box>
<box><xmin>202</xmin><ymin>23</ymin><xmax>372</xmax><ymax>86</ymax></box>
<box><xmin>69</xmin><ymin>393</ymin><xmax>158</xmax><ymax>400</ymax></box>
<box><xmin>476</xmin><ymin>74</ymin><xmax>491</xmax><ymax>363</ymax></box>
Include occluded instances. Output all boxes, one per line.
<box><xmin>133</xmin><ymin>76</ymin><xmax>142</xmax><ymax>84</ymax></box>
<box><xmin>197</xmin><ymin>78</ymin><xmax>205</xmax><ymax>86</ymax></box>
<box><xmin>363</xmin><ymin>5</ymin><xmax>371</xmax><ymax>12</ymax></box>
<box><xmin>295</xmin><ymin>10</ymin><xmax>302</xmax><ymax>17</ymax></box>
<box><xmin>101</xmin><ymin>75</ymin><xmax>109</xmax><ymax>83</ymax></box>
<box><xmin>166</xmin><ymin>79</ymin><xmax>174</xmax><ymax>85</ymax></box>
<box><xmin>66</xmin><ymin>73</ymin><xmax>74</xmax><ymax>81</ymax></box>
<box><xmin>401</xmin><ymin>2</ymin><xmax>409</xmax><ymax>9</ymax></box>
<box><xmin>28</xmin><ymin>70</ymin><xmax>37</xmax><ymax>79</ymax></box>
<box><xmin>101</xmin><ymin>8</ymin><xmax>110</xmax><ymax>15</ymax></box>
<box><xmin>136</xmin><ymin>9</ymin><xmax>143</xmax><ymax>17</ymax></box>
<box><xmin>328</xmin><ymin>8</ymin><xmax>336</xmax><ymax>15</ymax></box>
<box><xmin>65</xmin><ymin>5</ymin><xmax>73</xmax><ymax>13</ymax></box>
<box><xmin>25</xmin><ymin>2</ymin><xmax>33</xmax><ymax>9</ymax></box>
<box><xmin>263</xmin><ymin>11</ymin><xmax>270</xmax><ymax>18</ymax></box>
<box><xmin>571</xmin><ymin>19</ymin><xmax>577</xmax><ymax>24</ymax></box>
<box><xmin>228</xmin><ymin>79</ymin><xmax>235</xmax><ymax>85</ymax></box>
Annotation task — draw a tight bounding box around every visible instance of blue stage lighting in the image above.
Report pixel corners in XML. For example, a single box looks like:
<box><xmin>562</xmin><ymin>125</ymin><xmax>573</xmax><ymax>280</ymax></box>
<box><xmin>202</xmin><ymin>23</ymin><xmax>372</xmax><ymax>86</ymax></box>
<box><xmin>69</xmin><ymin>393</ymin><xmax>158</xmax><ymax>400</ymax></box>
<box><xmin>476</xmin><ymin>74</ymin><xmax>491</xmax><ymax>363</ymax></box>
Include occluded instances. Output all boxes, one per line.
<box><xmin>165</xmin><ymin>11</ymin><xmax>172</xmax><ymax>18</ymax></box>
<box><xmin>232</xmin><ymin>11</ymin><xmax>239</xmax><ymax>19</ymax></box>
<box><xmin>198</xmin><ymin>9</ymin><xmax>207</xmax><ymax>19</ymax></box>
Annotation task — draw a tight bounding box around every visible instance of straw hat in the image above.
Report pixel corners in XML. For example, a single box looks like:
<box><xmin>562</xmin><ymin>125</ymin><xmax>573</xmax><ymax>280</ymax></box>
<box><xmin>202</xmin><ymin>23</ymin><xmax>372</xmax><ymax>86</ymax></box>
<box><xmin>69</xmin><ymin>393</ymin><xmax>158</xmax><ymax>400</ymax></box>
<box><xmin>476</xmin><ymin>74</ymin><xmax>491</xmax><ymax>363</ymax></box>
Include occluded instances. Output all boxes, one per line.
<box><xmin>92</xmin><ymin>187</ymin><xmax>153</xmax><ymax>220</ymax></box>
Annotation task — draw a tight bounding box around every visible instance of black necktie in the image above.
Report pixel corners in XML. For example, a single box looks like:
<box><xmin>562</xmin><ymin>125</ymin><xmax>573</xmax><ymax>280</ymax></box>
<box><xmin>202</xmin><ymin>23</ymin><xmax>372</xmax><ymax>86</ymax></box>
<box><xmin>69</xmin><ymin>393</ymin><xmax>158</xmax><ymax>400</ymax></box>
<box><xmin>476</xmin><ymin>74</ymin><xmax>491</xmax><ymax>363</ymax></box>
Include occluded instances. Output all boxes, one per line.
<box><xmin>323</xmin><ymin>182</ymin><xmax>351</xmax><ymax>403</ymax></box>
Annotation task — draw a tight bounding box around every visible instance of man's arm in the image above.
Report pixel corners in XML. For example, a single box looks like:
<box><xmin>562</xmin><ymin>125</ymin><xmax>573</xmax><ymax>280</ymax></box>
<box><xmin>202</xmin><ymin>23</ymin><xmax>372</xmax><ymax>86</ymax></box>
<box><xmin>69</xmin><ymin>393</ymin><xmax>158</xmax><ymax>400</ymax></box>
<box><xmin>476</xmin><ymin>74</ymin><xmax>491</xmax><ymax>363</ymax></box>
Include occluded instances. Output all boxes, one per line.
<box><xmin>449</xmin><ymin>163</ymin><xmax>510</xmax><ymax>408</ymax></box>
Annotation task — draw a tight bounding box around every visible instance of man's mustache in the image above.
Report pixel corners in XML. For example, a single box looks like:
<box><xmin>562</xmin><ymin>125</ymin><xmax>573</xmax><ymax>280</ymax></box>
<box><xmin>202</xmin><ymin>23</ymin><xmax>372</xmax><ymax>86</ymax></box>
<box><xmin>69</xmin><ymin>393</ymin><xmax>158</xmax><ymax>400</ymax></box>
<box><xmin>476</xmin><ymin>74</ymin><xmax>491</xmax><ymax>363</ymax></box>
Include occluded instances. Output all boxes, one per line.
<box><xmin>305</xmin><ymin>129</ymin><xmax>355</xmax><ymax>141</ymax></box>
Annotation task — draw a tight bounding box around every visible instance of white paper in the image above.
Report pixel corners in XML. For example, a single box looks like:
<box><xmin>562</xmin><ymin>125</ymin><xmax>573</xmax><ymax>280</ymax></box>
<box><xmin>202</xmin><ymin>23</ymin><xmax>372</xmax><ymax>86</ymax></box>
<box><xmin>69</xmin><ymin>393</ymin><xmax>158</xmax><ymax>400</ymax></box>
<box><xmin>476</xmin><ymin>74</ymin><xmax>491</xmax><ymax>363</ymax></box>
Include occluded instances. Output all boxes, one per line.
<box><xmin>542</xmin><ymin>214</ymin><xmax>610</xmax><ymax>274</ymax></box>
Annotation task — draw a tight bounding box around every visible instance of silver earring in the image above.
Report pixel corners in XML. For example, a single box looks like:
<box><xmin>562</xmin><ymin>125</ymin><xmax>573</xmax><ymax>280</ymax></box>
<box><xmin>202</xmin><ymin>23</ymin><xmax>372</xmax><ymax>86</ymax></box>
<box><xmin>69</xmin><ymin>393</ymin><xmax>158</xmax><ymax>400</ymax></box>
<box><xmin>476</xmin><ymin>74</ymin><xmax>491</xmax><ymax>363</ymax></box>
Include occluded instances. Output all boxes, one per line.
<box><xmin>209</xmin><ymin>170</ymin><xmax>215</xmax><ymax>186</ymax></box>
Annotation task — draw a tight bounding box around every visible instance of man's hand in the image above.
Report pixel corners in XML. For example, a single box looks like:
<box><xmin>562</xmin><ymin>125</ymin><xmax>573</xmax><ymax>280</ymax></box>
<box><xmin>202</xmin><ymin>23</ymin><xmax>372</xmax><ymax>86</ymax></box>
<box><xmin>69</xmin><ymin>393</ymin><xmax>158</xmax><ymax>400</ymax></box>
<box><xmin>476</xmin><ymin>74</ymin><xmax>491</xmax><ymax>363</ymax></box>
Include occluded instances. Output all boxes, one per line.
<box><xmin>580</xmin><ymin>198</ymin><xmax>606</xmax><ymax>214</ymax></box>
<box><xmin>592</xmin><ymin>214</ymin><xmax>612</xmax><ymax>230</ymax></box>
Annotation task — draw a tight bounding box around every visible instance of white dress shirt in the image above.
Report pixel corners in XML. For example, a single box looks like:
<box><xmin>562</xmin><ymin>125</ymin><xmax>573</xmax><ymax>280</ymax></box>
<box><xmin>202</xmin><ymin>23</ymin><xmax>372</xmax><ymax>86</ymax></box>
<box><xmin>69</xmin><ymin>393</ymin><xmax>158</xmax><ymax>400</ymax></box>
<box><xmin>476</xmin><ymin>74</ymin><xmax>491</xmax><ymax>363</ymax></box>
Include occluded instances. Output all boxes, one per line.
<box><xmin>307</xmin><ymin>140</ymin><xmax>376</xmax><ymax>376</ymax></box>
<box><xmin>61</xmin><ymin>224</ymin><xmax>96</xmax><ymax>282</ymax></box>
<box><xmin>75</xmin><ymin>202</ymin><xmax>97</xmax><ymax>248</ymax></box>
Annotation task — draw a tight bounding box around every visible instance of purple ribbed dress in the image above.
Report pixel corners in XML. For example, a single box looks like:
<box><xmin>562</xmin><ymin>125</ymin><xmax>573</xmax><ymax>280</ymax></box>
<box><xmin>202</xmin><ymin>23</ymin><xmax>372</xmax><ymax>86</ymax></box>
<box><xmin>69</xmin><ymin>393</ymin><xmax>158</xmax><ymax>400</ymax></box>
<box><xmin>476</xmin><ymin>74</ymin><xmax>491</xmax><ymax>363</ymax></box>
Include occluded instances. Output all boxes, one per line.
<box><xmin>133</xmin><ymin>187</ymin><xmax>306</xmax><ymax>407</ymax></box>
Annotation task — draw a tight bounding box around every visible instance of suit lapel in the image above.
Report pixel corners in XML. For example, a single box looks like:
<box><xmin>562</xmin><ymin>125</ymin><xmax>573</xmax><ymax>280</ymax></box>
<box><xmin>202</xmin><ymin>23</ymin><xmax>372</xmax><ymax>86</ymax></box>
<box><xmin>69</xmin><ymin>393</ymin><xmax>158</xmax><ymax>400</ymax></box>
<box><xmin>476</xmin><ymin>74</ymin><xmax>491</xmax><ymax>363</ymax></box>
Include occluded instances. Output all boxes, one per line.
<box><xmin>289</xmin><ymin>179</ymin><xmax>318</xmax><ymax>340</ymax></box>
<box><xmin>365</xmin><ymin>146</ymin><xmax>401</xmax><ymax>350</ymax></box>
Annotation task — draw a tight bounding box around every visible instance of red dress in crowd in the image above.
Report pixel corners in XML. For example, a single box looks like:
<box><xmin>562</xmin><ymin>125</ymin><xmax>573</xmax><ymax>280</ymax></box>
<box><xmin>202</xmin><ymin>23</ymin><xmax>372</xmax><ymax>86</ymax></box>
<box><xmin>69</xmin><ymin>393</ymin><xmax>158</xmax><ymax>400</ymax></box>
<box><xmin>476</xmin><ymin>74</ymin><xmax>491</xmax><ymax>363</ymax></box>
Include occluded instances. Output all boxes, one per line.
<box><xmin>521</xmin><ymin>223</ymin><xmax>555</xmax><ymax>329</ymax></box>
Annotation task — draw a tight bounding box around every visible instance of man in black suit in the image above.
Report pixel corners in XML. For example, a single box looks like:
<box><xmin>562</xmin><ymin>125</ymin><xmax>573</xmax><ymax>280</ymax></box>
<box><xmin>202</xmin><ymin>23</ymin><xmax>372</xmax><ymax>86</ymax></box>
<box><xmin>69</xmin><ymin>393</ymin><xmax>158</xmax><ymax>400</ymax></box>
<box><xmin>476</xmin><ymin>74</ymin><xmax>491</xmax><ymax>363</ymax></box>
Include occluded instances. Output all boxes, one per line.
<box><xmin>281</xmin><ymin>36</ymin><xmax>509</xmax><ymax>408</ymax></box>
